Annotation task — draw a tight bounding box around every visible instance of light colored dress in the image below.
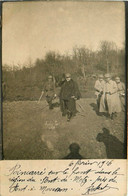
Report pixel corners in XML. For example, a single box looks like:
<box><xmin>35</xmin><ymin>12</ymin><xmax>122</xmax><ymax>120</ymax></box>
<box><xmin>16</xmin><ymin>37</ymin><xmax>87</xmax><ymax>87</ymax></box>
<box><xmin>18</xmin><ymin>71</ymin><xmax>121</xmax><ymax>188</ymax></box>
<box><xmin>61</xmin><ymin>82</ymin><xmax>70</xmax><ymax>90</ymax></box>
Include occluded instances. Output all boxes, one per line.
<box><xmin>100</xmin><ymin>80</ymin><xmax>122</xmax><ymax>114</ymax></box>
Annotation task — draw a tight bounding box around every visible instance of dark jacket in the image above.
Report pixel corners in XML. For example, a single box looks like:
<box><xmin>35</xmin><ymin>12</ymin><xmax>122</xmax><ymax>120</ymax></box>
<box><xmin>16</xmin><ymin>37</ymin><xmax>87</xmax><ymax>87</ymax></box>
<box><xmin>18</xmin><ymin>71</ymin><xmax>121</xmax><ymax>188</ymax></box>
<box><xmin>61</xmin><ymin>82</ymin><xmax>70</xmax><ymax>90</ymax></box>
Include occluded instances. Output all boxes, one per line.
<box><xmin>60</xmin><ymin>79</ymin><xmax>81</xmax><ymax>100</ymax></box>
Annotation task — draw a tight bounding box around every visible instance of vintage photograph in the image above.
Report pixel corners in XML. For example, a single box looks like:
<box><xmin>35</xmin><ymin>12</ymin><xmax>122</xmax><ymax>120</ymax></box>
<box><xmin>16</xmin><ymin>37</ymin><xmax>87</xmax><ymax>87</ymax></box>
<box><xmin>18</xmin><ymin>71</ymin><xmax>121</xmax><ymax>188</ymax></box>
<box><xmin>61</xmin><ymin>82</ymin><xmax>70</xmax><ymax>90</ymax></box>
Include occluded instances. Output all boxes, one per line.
<box><xmin>2</xmin><ymin>1</ymin><xmax>126</xmax><ymax>159</ymax></box>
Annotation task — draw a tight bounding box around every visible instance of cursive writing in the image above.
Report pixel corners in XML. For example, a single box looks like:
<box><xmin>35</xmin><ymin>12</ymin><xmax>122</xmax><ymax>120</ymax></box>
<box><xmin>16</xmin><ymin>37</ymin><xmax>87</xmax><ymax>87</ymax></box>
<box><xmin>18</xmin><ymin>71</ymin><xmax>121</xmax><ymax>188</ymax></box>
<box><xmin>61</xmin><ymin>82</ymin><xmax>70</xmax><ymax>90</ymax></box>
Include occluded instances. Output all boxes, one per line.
<box><xmin>4</xmin><ymin>160</ymin><xmax>125</xmax><ymax>195</ymax></box>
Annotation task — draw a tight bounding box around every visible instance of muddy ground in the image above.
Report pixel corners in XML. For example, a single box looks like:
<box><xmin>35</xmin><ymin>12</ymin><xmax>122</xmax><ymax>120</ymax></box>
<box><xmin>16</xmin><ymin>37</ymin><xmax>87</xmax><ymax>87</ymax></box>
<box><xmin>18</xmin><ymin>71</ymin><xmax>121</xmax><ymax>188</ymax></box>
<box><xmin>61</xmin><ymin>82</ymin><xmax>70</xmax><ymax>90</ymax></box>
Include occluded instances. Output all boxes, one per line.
<box><xmin>3</xmin><ymin>98</ymin><xmax>126</xmax><ymax>159</ymax></box>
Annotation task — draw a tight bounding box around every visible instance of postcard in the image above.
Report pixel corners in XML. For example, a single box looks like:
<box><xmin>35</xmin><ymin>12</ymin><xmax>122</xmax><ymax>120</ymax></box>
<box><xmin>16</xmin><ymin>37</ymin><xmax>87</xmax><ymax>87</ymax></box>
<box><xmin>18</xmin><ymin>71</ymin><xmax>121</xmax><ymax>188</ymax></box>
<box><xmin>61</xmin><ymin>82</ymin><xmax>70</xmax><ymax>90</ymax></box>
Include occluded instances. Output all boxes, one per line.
<box><xmin>0</xmin><ymin>1</ymin><xmax>127</xmax><ymax>196</ymax></box>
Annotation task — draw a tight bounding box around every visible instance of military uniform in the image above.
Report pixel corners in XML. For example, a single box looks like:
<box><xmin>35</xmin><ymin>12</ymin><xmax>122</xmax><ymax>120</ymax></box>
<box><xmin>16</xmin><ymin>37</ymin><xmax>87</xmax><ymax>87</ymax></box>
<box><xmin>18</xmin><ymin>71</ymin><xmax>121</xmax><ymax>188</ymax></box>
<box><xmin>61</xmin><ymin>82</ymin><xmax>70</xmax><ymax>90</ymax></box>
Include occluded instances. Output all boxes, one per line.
<box><xmin>44</xmin><ymin>80</ymin><xmax>55</xmax><ymax>109</ymax></box>
<box><xmin>94</xmin><ymin>79</ymin><xmax>105</xmax><ymax>111</ymax></box>
<box><xmin>100</xmin><ymin>79</ymin><xmax>122</xmax><ymax>117</ymax></box>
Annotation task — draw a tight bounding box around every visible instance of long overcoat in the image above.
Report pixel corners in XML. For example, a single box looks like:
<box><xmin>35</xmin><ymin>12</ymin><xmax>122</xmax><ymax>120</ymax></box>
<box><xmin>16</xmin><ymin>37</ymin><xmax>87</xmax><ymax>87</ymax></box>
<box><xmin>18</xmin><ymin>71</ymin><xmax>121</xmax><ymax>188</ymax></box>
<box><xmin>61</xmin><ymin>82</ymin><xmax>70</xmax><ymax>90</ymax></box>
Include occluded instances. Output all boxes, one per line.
<box><xmin>60</xmin><ymin>79</ymin><xmax>81</xmax><ymax>114</ymax></box>
<box><xmin>100</xmin><ymin>80</ymin><xmax>122</xmax><ymax>114</ymax></box>
<box><xmin>94</xmin><ymin>79</ymin><xmax>105</xmax><ymax>97</ymax></box>
<box><xmin>60</xmin><ymin>79</ymin><xmax>81</xmax><ymax>100</ymax></box>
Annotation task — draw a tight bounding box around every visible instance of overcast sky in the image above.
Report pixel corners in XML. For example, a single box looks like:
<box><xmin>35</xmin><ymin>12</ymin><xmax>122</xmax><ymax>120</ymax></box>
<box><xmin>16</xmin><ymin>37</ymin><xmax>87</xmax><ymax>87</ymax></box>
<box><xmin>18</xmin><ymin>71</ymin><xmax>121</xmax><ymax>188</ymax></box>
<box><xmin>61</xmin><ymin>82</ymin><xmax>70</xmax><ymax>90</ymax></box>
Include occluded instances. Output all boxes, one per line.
<box><xmin>2</xmin><ymin>1</ymin><xmax>125</xmax><ymax>67</ymax></box>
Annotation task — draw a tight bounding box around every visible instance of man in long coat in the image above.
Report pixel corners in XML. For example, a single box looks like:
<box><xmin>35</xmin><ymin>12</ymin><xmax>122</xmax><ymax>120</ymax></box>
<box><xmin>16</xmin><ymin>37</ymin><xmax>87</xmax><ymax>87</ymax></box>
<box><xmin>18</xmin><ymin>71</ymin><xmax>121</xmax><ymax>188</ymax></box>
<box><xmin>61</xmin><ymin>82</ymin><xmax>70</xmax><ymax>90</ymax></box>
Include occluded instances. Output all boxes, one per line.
<box><xmin>60</xmin><ymin>73</ymin><xmax>81</xmax><ymax>121</ymax></box>
<box><xmin>99</xmin><ymin>74</ymin><xmax>122</xmax><ymax>119</ymax></box>
<box><xmin>94</xmin><ymin>74</ymin><xmax>105</xmax><ymax>113</ymax></box>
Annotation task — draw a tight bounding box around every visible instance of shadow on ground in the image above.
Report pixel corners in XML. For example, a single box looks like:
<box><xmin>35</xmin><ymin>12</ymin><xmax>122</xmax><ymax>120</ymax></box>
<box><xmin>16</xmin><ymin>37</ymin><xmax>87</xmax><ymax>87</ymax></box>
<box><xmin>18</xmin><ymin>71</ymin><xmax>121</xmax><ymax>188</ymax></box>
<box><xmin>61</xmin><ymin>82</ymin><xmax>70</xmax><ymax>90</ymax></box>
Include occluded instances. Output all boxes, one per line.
<box><xmin>63</xmin><ymin>143</ymin><xmax>84</xmax><ymax>159</ymax></box>
<box><xmin>96</xmin><ymin>128</ymin><xmax>125</xmax><ymax>159</ymax></box>
<box><xmin>90</xmin><ymin>103</ymin><xmax>99</xmax><ymax>115</ymax></box>
<box><xmin>90</xmin><ymin>102</ymin><xmax>109</xmax><ymax>117</ymax></box>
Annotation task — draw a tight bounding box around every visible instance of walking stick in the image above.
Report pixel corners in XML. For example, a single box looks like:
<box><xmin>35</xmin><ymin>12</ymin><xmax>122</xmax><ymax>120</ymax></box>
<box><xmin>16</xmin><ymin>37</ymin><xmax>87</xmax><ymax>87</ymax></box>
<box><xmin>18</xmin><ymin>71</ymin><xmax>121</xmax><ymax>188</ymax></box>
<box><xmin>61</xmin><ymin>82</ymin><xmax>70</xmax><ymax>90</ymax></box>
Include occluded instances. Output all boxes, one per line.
<box><xmin>38</xmin><ymin>91</ymin><xmax>44</xmax><ymax>102</ymax></box>
<box><xmin>77</xmin><ymin>101</ymin><xmax>86</xmax><ymax>112</ymax></box>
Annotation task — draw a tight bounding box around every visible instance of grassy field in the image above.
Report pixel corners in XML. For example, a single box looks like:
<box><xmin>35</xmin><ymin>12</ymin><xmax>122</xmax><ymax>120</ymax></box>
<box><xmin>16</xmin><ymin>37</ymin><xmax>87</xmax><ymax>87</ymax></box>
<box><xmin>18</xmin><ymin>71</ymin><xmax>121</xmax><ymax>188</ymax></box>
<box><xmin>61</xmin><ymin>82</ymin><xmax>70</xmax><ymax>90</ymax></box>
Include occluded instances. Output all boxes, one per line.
<box><xmin>3</xmin><ymin>98</ymin><xmax>126</xmax><ymax>160</ymax></box>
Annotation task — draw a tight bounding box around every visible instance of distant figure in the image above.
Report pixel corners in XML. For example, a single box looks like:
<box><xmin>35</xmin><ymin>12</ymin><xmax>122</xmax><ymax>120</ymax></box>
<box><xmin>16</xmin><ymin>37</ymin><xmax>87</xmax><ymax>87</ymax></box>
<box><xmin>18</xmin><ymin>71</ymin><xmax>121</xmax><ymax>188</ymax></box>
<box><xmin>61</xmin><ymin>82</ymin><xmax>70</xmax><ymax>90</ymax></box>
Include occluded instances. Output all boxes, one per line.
<box><xmin>96</xmin><ymin>128</ymin><xmax>124</xmax><ymax>159</ymax></box>
<box><xmin>94</xmin><ymin>74</ymin><xmax>105</xmax><ymax>114</ymax></box>
<box><xmin>115</xmin><ymin>77</ymin><xmax>125</xmax><ymax>112</ymax></box>
<box><xmin>63</xmin><ymin>143</ymin><xmax>83</xmax><ymax>159</ymax></box>
<box><xmin>100</xmin><ymin>74</ymin><xmax>122</xmax><ymax>120</ymax></box>
<box><xmin>60</xmin><ymin>73</ymin><xmax>81</xmax><ymax>121</ymax></box>
<box><xmin>43</xmin><ymin>75</ymin><xmax>56</xmax><ymax>109</ymax></box>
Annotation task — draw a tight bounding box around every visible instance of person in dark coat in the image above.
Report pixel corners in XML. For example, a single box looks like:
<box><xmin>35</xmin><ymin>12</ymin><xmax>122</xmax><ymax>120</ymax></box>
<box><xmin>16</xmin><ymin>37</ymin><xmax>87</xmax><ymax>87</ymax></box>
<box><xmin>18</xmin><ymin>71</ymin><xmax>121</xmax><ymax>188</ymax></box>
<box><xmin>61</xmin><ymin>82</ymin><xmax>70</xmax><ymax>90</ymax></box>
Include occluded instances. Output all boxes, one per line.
<box><xmin>57</xmin><ymin>75</ymin><xmax>66</xmax><ymax>115</ymax></box>
<box><xmin>60</xmin><ymin>73</ymin><xmax>81</xmax><ymax>121</ymax></box>
<box><xmin>43</xmin><ymin>75</ymin><xmax>56</xmax><ymax>109</ymax></box>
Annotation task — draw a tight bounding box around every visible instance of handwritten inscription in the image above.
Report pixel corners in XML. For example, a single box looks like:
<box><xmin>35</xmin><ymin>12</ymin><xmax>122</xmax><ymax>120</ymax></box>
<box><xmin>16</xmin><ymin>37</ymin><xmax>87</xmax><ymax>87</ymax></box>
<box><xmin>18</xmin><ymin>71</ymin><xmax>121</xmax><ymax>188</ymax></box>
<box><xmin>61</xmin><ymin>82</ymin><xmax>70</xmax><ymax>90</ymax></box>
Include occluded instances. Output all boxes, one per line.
<box><xmin>5</xmin><ymin>160</ymin><xmax>124</xmax><ymax>195</ymax></box>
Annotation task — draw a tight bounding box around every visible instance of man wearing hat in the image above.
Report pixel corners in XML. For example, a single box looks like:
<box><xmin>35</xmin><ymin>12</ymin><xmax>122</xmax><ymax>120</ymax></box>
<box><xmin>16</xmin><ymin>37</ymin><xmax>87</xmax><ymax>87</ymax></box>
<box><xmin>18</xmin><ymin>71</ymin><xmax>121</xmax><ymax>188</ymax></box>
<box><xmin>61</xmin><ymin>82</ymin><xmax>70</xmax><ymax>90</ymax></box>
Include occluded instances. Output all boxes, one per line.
<box><xmin>60</xmin><ymin>73</ymin><xmax>81</xmax><ymax>121</ymax></box>
<box><xmin>94</xmin><ymin>74</ymin><xmax>105</xmax><ymax>114</ymax></box>
<box><xmin>100</xmin><ymin>73</ymin><xmax>122</xmax><ymax>119</ymax></box>
<box><xmin>115</xmin><ymin>77</ymin><xmax>125</xmax><ymax>111</ymax></box>
<box><xmin>43</xmin><ymin>75</ymin><xmax>56</xmax><ymax>109</ymax></box>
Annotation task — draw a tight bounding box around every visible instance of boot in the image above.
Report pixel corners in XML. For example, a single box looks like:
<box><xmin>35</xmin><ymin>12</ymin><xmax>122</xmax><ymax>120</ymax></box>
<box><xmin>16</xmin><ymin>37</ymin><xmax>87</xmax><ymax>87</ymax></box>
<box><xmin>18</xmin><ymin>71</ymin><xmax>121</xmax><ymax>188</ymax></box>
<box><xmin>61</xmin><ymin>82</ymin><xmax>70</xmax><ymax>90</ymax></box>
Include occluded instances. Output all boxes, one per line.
<box><xmin>67</xmin><ymin>111</ymin><xmax>72</xmax><ymax>121</ymax></box>
<box><xmin>110</xmin><ymin>113</ymin><xmax>114</xmax><ymax>120</ymax></box>
<box><xmin>49</xmin><ymin>104</ymin><xmax>53</xmax><ymax>110</ymax></box>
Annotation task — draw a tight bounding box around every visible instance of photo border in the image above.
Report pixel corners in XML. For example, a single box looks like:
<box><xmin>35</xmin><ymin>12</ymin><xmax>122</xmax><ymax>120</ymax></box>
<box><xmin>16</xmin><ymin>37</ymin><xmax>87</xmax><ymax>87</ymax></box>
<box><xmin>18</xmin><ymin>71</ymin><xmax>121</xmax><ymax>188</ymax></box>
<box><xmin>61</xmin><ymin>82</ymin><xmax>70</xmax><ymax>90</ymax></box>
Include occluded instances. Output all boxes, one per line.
<box><xmin>0</xmin><ymin>0</ymin><xmax>127</xmax><ymax>160</ymax></box>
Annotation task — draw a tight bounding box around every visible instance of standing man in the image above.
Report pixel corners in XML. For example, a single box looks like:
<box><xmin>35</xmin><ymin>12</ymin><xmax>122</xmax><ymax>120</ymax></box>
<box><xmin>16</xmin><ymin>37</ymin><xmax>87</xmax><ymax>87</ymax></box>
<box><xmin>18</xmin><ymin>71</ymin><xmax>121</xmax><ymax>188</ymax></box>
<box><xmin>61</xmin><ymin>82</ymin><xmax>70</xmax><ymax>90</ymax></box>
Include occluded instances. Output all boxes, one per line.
<box><xmin>100</xmin><ymin>74</ymin><xmax>122</xmax><ymax>120</ymax></box>
<box><xmin>60</xmin><ymin>73</ymin><xmax>81</xmax><ymax>121</ymax></box>
<box><xmin>43</xmin><ymin>75</ymin><xmax>56</xmax><ymax>110</ymax></box>
<box><xmin>115</xmin><ymin>76</ymin><xmax>125</xmax><ymax>111</ymax></box>
<box><xmin>94</xmin><ymin>74</ymin><xmax>105</xmax><ymax>114</ymax></box>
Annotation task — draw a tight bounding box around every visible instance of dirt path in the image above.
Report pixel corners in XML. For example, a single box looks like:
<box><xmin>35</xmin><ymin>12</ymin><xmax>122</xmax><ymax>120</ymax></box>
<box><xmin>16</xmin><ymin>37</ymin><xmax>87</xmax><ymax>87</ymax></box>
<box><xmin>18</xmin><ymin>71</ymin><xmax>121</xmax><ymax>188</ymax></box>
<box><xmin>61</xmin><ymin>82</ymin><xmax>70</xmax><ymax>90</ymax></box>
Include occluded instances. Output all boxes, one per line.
<box><xmin>3</xmin><ymin>99</ymin><xmax>125</xmax><ymax>159</ymax></box>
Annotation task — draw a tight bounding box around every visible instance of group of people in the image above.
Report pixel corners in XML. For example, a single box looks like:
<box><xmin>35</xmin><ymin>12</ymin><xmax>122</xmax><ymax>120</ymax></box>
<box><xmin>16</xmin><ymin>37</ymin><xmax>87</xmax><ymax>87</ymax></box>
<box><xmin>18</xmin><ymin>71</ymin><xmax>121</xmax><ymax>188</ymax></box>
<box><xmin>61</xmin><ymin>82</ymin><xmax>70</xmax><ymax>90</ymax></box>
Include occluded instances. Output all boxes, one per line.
<box><xmin>42</xmin><ymin>73</ymin><xmax>81</xmax><ymax>121</ymax></box>
<box><xmin>42</xmin><ymin>73</ymin><xmax>125</xmax><ymax>122</ymax></box>
<box><xmin>94</xmin><ymin>74</ymin><xmax>125</xmax><ymax>120</ymax></box>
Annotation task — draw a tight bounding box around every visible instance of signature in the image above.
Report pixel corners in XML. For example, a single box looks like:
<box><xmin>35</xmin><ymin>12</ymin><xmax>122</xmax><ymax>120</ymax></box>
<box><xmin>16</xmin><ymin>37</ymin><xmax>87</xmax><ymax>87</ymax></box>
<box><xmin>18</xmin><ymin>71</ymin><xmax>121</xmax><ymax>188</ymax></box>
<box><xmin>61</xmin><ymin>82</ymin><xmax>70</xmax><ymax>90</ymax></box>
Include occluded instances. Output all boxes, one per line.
<box><xmin>82</xmin><ymin>183</ymin><xmax>119</xmax><ymax>195</ymax></box>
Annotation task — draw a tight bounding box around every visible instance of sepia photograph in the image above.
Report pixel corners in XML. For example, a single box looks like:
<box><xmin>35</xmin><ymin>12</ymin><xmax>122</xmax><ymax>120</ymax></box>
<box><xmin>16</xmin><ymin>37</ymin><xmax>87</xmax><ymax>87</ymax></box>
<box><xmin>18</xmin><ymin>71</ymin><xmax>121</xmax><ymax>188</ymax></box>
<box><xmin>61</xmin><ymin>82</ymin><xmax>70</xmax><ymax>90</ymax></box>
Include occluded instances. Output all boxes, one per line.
<box><xmin>2</xmin><ymin>1</ymin><xmax>126</xmax><ymax>160</ymax></box>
